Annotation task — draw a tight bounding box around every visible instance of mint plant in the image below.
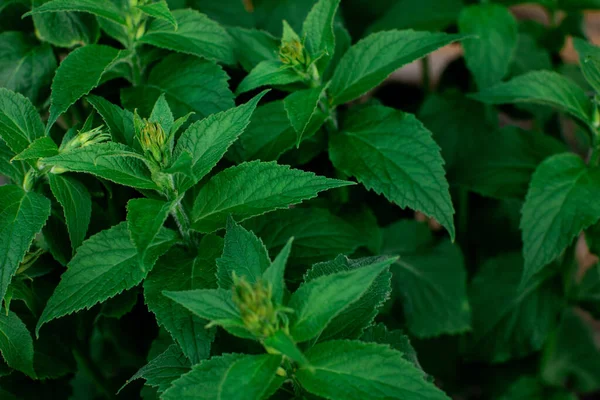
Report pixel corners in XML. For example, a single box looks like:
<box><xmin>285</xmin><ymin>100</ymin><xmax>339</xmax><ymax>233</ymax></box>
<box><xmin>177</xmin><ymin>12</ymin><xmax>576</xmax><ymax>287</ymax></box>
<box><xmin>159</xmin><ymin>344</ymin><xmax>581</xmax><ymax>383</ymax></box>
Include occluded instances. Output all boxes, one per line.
<box><xmin>1</xmin><ymin>0</ymin><xmax>600</xmax><ymax>399</ymax></box>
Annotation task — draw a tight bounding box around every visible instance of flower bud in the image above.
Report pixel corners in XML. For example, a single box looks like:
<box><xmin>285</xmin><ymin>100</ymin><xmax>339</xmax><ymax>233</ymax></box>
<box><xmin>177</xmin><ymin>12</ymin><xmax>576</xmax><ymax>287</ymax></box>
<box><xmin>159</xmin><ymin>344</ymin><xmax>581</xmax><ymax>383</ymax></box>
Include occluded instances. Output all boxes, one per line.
<box><xmin>279</xmin><ymin>39</ymin><xmax>307</xmax><ymax>67</ymax></box>
<box><xmin>62</xmin><ymin>126</ymin><xmax>110</xmax><ymax>152</ymax></box>
<box><xmin>139</xmin><ymin>120</ymin><xmax>169</xmax><ymax>166</ymax></box>
<box><xmin>232</xmin><ymin>274</ymin><xmax>280</xmax><ymax>338</ymax></box>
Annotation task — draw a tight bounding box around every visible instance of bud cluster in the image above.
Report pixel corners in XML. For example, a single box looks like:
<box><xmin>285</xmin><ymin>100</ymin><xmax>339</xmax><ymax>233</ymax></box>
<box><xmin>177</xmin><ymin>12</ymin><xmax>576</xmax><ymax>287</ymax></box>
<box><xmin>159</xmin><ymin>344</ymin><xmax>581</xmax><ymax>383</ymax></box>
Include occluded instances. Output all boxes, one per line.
<box><xmin>62</xmin><ymin>126</ymin><xmax>110</xmax><ymax>153</ymax></box>
<box><xmin>138</xmin><ymin>120</ymin><xmax>169</xmax><ymax>167</ymax></box>
<box><xmin>279</xmin><ymin>39</ymin><xmax>309</xmax><ymax>67</ymax></box>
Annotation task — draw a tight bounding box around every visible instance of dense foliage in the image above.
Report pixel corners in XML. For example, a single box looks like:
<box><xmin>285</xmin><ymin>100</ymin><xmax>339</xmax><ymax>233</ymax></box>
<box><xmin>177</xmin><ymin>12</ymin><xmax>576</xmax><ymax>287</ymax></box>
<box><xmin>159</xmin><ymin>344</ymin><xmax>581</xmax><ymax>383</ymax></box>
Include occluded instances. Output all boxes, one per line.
<box><xmin>1</xmin><ymin>0</ymin><xmax>600</xmax><ymax>398</ymax></box>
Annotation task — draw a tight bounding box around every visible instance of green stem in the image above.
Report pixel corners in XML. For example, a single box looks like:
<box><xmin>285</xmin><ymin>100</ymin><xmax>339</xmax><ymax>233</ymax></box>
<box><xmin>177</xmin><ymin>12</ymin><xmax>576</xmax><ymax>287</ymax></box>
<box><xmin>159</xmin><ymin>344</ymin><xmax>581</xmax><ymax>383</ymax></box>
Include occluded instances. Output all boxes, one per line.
<box><xmin>172</xmin><ymin>201</ymin><xmax>193</xmax><ymax>246</ymax></box>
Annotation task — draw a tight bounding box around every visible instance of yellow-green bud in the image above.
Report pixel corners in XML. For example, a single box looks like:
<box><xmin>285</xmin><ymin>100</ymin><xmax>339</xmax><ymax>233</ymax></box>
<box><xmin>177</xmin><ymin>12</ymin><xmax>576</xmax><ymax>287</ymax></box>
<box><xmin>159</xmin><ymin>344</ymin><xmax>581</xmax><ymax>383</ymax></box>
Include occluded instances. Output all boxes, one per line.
<box><xmin>279</xmin><ymin>40</ymin><xmax>307</xmax><ymax>67</ymax></box>
<box><xmin>139</xmin><ymin>120</ymin><xmax>168</xmax><ymax>166</ymax></box>
<box><xmin>22</xmin><ymin>170</ymin><xmax>36</xmax><ymax>192</ymax></box>
<box><xmin>232</xmin><ymin>274</ymin><xmax>280</xmax><ymax>338</ymax></box>
<box><xmin>62</xmin><ymin>126</ymin><xmax>110</xmax><ymax>152</ymax></box>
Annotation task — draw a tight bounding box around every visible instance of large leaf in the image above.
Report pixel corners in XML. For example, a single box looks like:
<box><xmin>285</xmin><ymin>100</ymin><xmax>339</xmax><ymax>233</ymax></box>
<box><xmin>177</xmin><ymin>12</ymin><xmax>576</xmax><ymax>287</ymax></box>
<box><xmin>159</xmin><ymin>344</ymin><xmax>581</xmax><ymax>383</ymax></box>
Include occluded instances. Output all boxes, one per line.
<box><xmin>0</xmin><ymin>31</ymin><xmax>56</xmax><ymax>105</ymax></box>
<box><xmin>123</xmin><ymin>345</ymin><xmax>190</xmax><ymax>394</ymax></box>
<box><xmin>173</xmin><ymin>91</ymin><xmax>265</xmax><ymax>192</ymax></box>
<box><xmin>284</xmin><ymin>85</ymin><xmax>327</xmax><ymax>145</ymax></box>
<box><xmin>48</xmin><ymin>173</ymin><xmax>91</xmax><ymax>252</ymax></box>
<box><xmin>162</xmin><ymin>353</ymin><xmax>282</xmax><ymax>400</ymax></box>
<box><xmin>521</xmin><ymin>153</ymin><xmax>600</xmax><ymax>285</ymax></box>
<box><xmin>227</xmin><ymin>27</ymin><xmax>279</xmax><ymax>72</ymax></box>
<box><xmin>302</xmin><ymin>0</ymin><xmax>340</xmax><ymax>72</ymax></box>
<box><xmin>0</xmin><ymin>142</ymin><xmax>27</xmax><ymax>184</ymax></box>
<box><xmin>235</xmin><ymin>60</ymin><xmax>303</xmax><ymax>95</ymax></box>
<box><xmin>121</xmin><ymin>54</ymin><xmax>234</xmax><ymax>122</ymax></box>
<box><xmin>144</xmin><ymin>237</ymin><xmax>222</xmax><ymax>364</ymax></box>
<box><xmin>0</xmin><ymin>185</ymin><xmax>51</xmax><ymax>302</ymax></box>
<box><xmin>360</xmin><ymin>323</ymin><xmax>423</xmax><ymax>372</ymax></box>
<box><xmin>471</xmin><ymin>71</ymin><xmax>593</xmax><ymax>125</ymax></box>
<box><xmin>137</xmin><ymin>0</ymin><xmax>177</xmax><ymax>29</ymax></box>
<box><xmin>31</xmin><ymin>0</ymin><xmax>100</xmax><ymax>48</ymax></box>
<box><xmin>288</xmin><ymin>257</ymin><xmax>394</xmax><ymax>342</ymax></box>
<box><xmin>138</xmin><ymin>9</ymin><xmax>235</xmax><ymax>65</ymax></box>
<box><xmin>42</xmin><ymin>142</ymin><xmax>158</xmax><ymax>190</ymax></box>
<box><xmin>0</xmin><ymin>88</ymin><xmax>45</xmax><ymax>154</ymax></box>
<box><xmin>36</xmin><ymin>222</ymin><xmax>178</xmax><ymax>335</ymax></box>
<box><xmin>0</xmin><ymin>311</ymin><xmax>35</xmax><ymax>378</ymax></box>
<box><xmin>13</xmin><ymin>136</ymin><xmax>58</xmax><ymax>161</ymax></box>
<box><xmin>191</xmin><ymin>161</ymin><xmax>352</xmax><ymax>233</ymax></box>
<box><xmin>573</xmin><ymin>37</ymin><xmax>600</xmax><ymax>95</ymax></box>
<box><xmin>24</xmin><ymin>0</ymin><xmax>126</xmax><ymax>25</ymax></box>
<box><xmin>87</xmin><ymin>95</ymin><xmax>135</xmax><ymax>146</ymax></box>
<box><xmin>330</xmin><ymin>106</ymin><xmax>455</xmax><ymax>239</ymax></box>
<box><xmin>328</xmin><ymin>30</ymin><xmax>466</xmax><ymax>105</ymax></box>
<box><xmin>458</xmin><ymin>4</ymin><xmax>517</xmax><ymax>89</ymax></box>
<box><xmin>465</xmin><ymin>253</ymin><xmax>563</xmax><ymax>363</ymax></box>
<box><xmin>296</xmin><ymin>340</ymin><xmax>449</xmax><ymax>400</ymax></box>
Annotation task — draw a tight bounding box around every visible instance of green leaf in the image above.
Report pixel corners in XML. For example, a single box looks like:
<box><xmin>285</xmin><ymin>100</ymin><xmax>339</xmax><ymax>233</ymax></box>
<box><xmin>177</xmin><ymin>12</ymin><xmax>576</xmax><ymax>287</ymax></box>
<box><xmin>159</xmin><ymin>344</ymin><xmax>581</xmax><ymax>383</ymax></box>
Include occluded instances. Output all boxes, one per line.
<box><xmin>471</xmin><ymin>71</ymin><xmax>593</xmax><ymax>125</ymax></box>
<box><xmin>12</xmin><ymin>136</ymin><xmax>58</xmax><ymax>161</ymax></box>
<box><xmin>24</xmin><ymin>0</ymin><xmax>126</xmax><ymax>25</ymax></box>
<box><xmin>0</xmin><ymin>142</ymin><xmax>27</xmax><ymax>184</ymax></box>
<box><xmin>235</xmin><ymin>60</ymin><xmax>303</xmax><ymax>95</ymax></box>
<box><xmin>466</xmin><ymin>253</ymin><xmax>563</xmax><ymax>363</ymax></box>
<box><xmin>86</xmin><ymin>95</ymin><xmax>135</xmax><ymax>146</ymax></box>
<box><xmin>0</xmin><ymin>31</ymin><xmax>56</xmax><ymax>106</ymax></box>
<box><xmin>127</xmin><ymin>198</ymin><xmax>174</xmax><ymax>270</ymax></box>
<box><xmin>498</xmin><ymin>377</ymin><xmax>577</xmax><ymax>400</ymax></box>
<box><xmin>360</xmin><ymin>323</ymin><xmax>423</xmax><ymax>371</ymax></box>
<box><xmin>227</xmin><ymin>27</ymin><xmax>279</xmax><ymax>72</ymax></box>
<box><xmin>330</xmin><ymin>105</ymin><xmax>455</xmax><ymax>239</ymax></box>
<box><xmin>162</xmin><ymin>353</ymin><xmax>282</xmax><ymax>400</ymax></box>
<box><xmin>173</xmin><ymin>90</ymin><xmax>266</xmax><ymax>193</ymax></box>
<box><xmin>138</xmin><ymin>0</ymin><xmax>177</xmax><ymax>29</ymax></box>
<box><xmin>163</xmin><ymin>288</ymin><xmax>252</xmax><ymax>339</ymax></box>
<box><xmin>217</xmin><ymin>218</ymin><xmax>271</xmax><ymax>289</ymax></box>
<box><xmin>122</xmin><ymin>345</ymin><xmax>190</xmax><ymax>394</ymax></box>
<box><xmin>42</xmin><ymin>142</ymin><xmax>158</xmax><ymax>190</ymax></box>
<box><xmin>328</xmin><ymin>30</ymin><xmax>466</xmax><ymax>105</ymax></box>
<box><xmin>191</xmin><ymin>161</ymin><xmax>352</xmax><ymax>233</ymax></box>
<box><xmin>144</xmin><ymin>237</ymin><xmax>223</xmax><ymax>364</ymax></box>
<box><xmin>573</xmin><ymin>37</ymin><xmax>600</xmax><ymax>95</ymax></box>
<box><xmin>48</xmin><ymin>174</ymin><xmax>91</xmax><ymax>252</ymax></box>
<box><xmin>31</xmin><ymin>0</ymin><xmax>100</xmax><ymax>48</ymax></box>
<box><xmin>304</xmin><ymin>255</ymin><xmax>392</xmax><ymax>341</ymax></box>
<box><xmin>262</xmin><ymin>238</ymin><xmax>293</xmax><ymax>305</ymax></box>
<box><xmin>138</xmin><ymin>9</ymin><xmax>235</xmax><ymax>65</ymax></box>
<box><xmin>458</xmin><ymin>4</ymin><xmax>517</xmax><ymax>89</ymax></box>
<box><xmin>121</xmin><ymin>54</ymin><xmax>234</xmax><ymax>122</ymax></box>
<box><xmin>296</xmin><ymin>340</ymin><xmax>449</xmax><ymax>400</ymax></box>
<box><xmin>284</xmin><ymin>85</ymin><xmax>327</xmax><ymax>145</ymax></box>
<box><xmin>0</xmin><ymin>185</ymin><xmax>51</xmax><ymax>302</ymax></box>
<box><xmin>36</xmin><ymin>222</ymin><xmax>178</xmax><ymax>335</ymax></box>
<box><xmin>301</xmin><ymin>0</ymin><xmax>340</xmax><ymax>72</ymax></box>
<box><xmin>365</xmin><ymin>0</ymin><xmax>462</xmax><ymax>33</ymax></box>
<box><xmin>149</xmin><ymin>94</ymin><xmax>174</xmax><ymax>135</ymax></box>
<box><xmin>48</xmin><ymin>44</ymin><xmax>125</xmax><ymax>130</ymax></box>
<box><xmin>542</xmin><ymin>308</ymin><xmax>600</xmax><ymax>392</ymax></box>
<box><xmin>263</xmin><ymin>330</ymin><xmax>308</xmax><ymax>365</ymax></box>
<box><xmin>509</xmin><ymin>33</ymin><xmax>552</xmax><ymax>77</ymax></box>
<box><xmin>0</xmin><ymin>88</ymin><xmax>45</xmax><ymax>154</ymax></box>
<box><xmin>99</xmin><ymin>288</ymin><xmax>138</xmax><ymax>319</ymax></box>
<box><xmin>243</xmin><ymin>208</ymin><xmax>365</xmax><ymax>266</ymax></box>
<box><xmin>0</xmin><ymin>311</ymin><xmax>35</xmax><ymax>378</ymax></box>
<box><xmin>521</xmin><ymin>153</ymin><xmax>600</xmax><ymax>285</ymax></box>
<box><xmin>576</xmin><ymin>263</ymin><xmax>600</xmax><ymax>318</ymax></box>
<box><xmin>288</xmin><ymin>257</ymin><xmax>394</xmax><ymax>342</ymax></box>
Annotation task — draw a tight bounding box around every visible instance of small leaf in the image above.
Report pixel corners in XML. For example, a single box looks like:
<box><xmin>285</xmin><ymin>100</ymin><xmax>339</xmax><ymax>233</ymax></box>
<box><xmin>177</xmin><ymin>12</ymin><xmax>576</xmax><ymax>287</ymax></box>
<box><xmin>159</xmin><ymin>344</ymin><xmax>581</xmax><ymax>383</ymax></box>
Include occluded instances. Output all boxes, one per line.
<box><xmin>227</xmin><ymin>27</ymin><xmax>279</xmax><ymax>72</ymax></box>
<box><xmin>149</xmin><ymin>93</ymin><xmax>174</xmax><ymax>135</ymax></box>
<box><xmin>36</xmin><ymin>223</ymin><xmax>178</xmax><ymax>335</ymax></box>
<box><xmin>24</xmin><ymin>0</ymin><xmax>127</xmax><ymax>25</ymax></box>
<box><xmin>216</xmin><ymin>218</ymin><xmax>271</xmax><ymax>289</ymax></box>
<box><xmin>235</xmin><ymin>60</ymin><xmax>303</xmax><ymax>95</ymax></box>
<box><xmin>521</xmin><ymin>153</ymin><xmax>600</xmax><ymax>285</ymax></box>
<box><xmin>0</xmin><ymin>311</ymin><xmax>35</xmax><ymax>378</ymax></box>
<box><xmin>302</xmin><ymin>0</ymin><xmax>341</xmax><ymax>72</ymax></box>
<box><xmin>12</xmin><ymin>136</ymin><xmax>58</xmax><ymax>161</ymax></box>
<box><xmin>137</xmin><ymin>0</ymin><xmax>177</xmax><ymax>29</ymax></box>
<box><xmin>288</xmin><ymin>257</ymin><xmax>394</xmax><ymax>342</ymax></box>
<box><xmin>263</xmin><ymin>330</ymin><xmax>308</xmax><ymax>365</ymax></box>
<box><xmin>0</xmin><ymin>88</ymin><xmax>45</xmax><ymax>154</ymax></box>
<box><xmin>191</xmin><ymin>161</ymin><xmax>352</xmax><ymax>233</ymax></box>
<box><xmin>48</xmin><ymin>174</ymin><xmax>91</xmax><ymax>252</ymax></box>
<box><xmin>284</xmin><ymin>85</ymin><xmax>327</xmax><ymax>146</ymax></box>
<box><xmin>87</xmin><ymin>95</ymin><xmax>135</xmax><ymax>146</ymax></box>
<box><xmin>262</xmin><ymin>238</ymin><xmax>293</xmax><ymax>305</ymax></box>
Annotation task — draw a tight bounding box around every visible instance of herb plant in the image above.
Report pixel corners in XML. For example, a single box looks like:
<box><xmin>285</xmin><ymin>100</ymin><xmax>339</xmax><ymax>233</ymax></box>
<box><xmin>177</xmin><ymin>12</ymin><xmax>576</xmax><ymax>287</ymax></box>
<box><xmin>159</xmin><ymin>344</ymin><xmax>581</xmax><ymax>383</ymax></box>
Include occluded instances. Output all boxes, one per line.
<box><xmin>1</xmin><ymin>0</ymin><xmax>600</xmax><ymax>398</ymax></box>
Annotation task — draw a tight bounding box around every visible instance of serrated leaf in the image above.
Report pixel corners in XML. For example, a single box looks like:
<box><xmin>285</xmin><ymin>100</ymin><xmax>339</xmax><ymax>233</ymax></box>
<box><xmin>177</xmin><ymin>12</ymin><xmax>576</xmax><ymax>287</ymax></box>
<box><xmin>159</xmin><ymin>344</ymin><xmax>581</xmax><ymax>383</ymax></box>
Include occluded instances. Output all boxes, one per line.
<box><xmin>24</xmin><ymin>0</ymin><xmax>126</xmax><ymax>25</ymax></box>
<box><xmin>138</xmin><ymin>0</ymin><xmax>177</xmax><ymax>29</ymax></box>
<box><xmin>47</xmin><ymin>44</ymin><xmax>125</xmax><ymax>130</ymax></box>
<box><xmin>42</xmin><ymin>142</ymin><xmax>158</xmax><ymax>190</ymax></box>
<box><xmin>31</xmin><ymin>0</ymin><xmax>100</xmax><ymax>48</ymax></box>
<box><xmin>471</xmin><ymin>71</ymin><xmax>593</xmax><ymax>125</ymax></box>
<box><xmin>0</xmin><ymin>185</ymin><xmax>51</xmax><ymax>302</ymax></box>
<box><xmin>235</xmin><ymin>60</ymin><xmax>303</xmax><ymax>95</ymax></box>
<box><xmin>36</xmin><ymin>222</ymin><xmax>178</xmax><ymax>335</ymax></box>
<box><xmin>127</xmin><ymin>198</ymin><xmax>174</xmax><ymax>270</ymax></box>
<box><xmin>0</xmin><ymin>88</ymin><xmax>45</xmax><ymax>155</ymax></box>
<box><xmin>0</xmin><ymin>31</ymin><xmax>56</xmax><ymax>106</ymax></box>
<box><xmin>284</xmin><ymin>85</ymin><xmax>327</xmax><ymax>145</ymax></box>
<box><xmin>48</xmin><ymin>174</ymin><xmax>91</xmax><ymax>252</ymax></box>
<box><xmin>289</xmin><ymin>257</ymin><xmax>393</xmax><ymax>342</ymax></box>
<box><xmin>144</xmin><ymin>237</ymin><xmax>222</xmax><ymax>364</ymax></box>
<box><xmin>330</xmin><ymin>105</ymin><xmax>455</xmax><ymax>239</ymax></box>
<box><xmin>122</xmin><ymin>345</ymin><xmax>190</xmax><ymax>394</ymax></box>
<box><xmin>296</xmin><ymin>340</ymin><xmax>449</xmax><ymax>400</ymax></box>
<box><xmin>162</xmin><ymin>353</ymin><xmax>282</xmax><ymax>400</ymax></box>
<box><xmin>227</xmin><ymin>27</ymin><xmax>279</xmax><ymax>72</ymax></box>
<box><xmin>121</xmin><ymin>54</ymin><xmax>234</xmax><ymax>122</ymax></box>
<box><xmin>263</xmin><ymin>330</ymin><xmax>308</xmax><ymax>365</ymax></box>
<box><xmin>328</xmin><ymin>30</ymin><xmax>466</xmax><ymax>105</ymax></box>
<box><xmin>138</xmin><ymin>9</ymin><xmax>235</xmax><ymax>65</ymax></box>
<box><xmin>86</xmin><ymin>95</ymin><xmax>135</xmax><ymax>146</ymax></box>
<box><xmin>0</xmin><ymin>142</ymin><xmax>27</xmax><ymax>184</ymax></box>
<box><xmin>12</xmin><ymin>136</ymin><xmax>58</xmax><ymax>161</ymax></box>
<box><xmin>173</xmin><ymin>91</ymin><xmax>266</xmax><ymax>193</ymax></box>
<box><xmin>304</xmin><ymin>255</ymin><xmax>392</xmax><ymax>341</ymax></box>
<box><xmin>191</xmin><ymin>161</ymin><xmax>352</xmax><ymax>233</ymax></box>
<box><xmin>302</xmin><ymin>0</ymin><xmax>340</xmax><ymax>72</ymax></box>
<box><xmin>262</xmin><ymin>238</ymin><xmax>293</xmax><ymax>305</ymax></box>
<box><xmin>466</xmin><ymin>253</ymin><xmax>563</xmax><ymax>363</ymax></box>
<box><xmin>149</xmin><ymin>94</ymin><xmax>174</xmax><ymax>135</ymax></box>
<box><xmin>573</xmin><ymin>37</ymin><xmax>600</xmax><ymax>95</ymax></box>
<box><xmin>458</xmin><ymin>4</ymin><xmax>517</xmax><ymax>89</ymax></box>
<box><xmin>0</xmin><ymin>310</ymin><xmax>35</xmax><ymax>378</ymax></box>
<box><xmin>521</xmin><ymin>153</ymin><xmax>600</xmax><ymax>285</ymax></box>
<box><xmin>216</xmin><ymin>218</ymin><xmax>270</xmax><ymax>289</ymax></box>
<box><xmin>360</xmin><ymin>323</ymin><xmax>423</xmax><ymax>371</ymax></box>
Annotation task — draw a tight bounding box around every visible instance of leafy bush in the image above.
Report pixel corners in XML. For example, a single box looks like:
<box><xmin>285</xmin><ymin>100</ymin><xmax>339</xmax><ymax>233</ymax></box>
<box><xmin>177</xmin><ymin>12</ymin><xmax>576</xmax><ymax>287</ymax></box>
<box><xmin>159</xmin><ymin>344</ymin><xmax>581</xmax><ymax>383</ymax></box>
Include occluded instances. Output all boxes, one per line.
<box><xmin>1</xmin><ymin>0</ymin><xmax>600</xmax><ymax>398</ymax></box>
